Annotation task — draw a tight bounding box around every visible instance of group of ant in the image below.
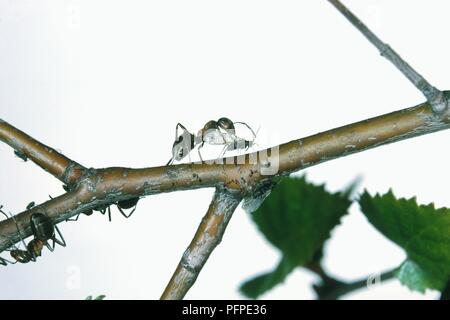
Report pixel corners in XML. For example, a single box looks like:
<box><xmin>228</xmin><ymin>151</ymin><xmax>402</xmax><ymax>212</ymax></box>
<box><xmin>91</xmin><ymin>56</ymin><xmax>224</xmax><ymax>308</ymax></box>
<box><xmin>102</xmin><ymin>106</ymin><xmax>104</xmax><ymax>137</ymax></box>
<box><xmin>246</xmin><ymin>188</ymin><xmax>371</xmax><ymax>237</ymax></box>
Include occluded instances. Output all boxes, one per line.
<box><xmin>167</xmin><ymin>117</ymin><xmax>259</xmax><ymax>165</ymax></box>
<box><xmin>0</xmin><ymin>204</ymin><xmax>66</xmax><ymax>266</ymax></box>
<box><xmin>0</xmin><ymin>117</ymin><xmax>256</xmax><ymax>266</ymax></box>
<box><xmin>0</xmin><ymin>196</ymin><xmax>139</xmax><ymax>267</ymax></box>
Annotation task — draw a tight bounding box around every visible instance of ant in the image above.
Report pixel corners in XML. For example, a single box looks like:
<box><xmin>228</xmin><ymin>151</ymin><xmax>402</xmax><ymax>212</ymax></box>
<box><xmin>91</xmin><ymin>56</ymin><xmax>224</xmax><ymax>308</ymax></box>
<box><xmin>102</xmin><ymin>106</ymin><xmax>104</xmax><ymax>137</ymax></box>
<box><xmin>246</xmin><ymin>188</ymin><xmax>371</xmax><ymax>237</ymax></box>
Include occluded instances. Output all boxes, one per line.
<box><xmin>30</xmin><ymin>212</ymin><xmax>66</xmax><ymax>252</ymax></box>
<box><xmin>167</xmin><ymin>117</ymin><xmax>258</xmax><ymax>165</ymax></box>
<box><xmin>25</xmin><ymin>201</ymin><xmax>66</xmax><ymax>251</ymax></box>
<box><xmin>0</xmin><ymin>209</ymin><xmax>42</xmax><ymax>265</ymax></box>
<box><xmin>60</xmin><ymin>184</ymin><xmax>140</xmax><ymax>222</ymax></box>
<box><xmin>9</xmin><ymin>238</ymin><xmax>45</xmax><ymax>264</ymax></box>
<box><xmin>67</xmin><ymin>197</ymin><xmax>140</xmax><ymax>222</ymax></box>
<box><xmin>0</xmin><ymin>206</ymin><xmax>66</xmax><ymax>266</ymax></box>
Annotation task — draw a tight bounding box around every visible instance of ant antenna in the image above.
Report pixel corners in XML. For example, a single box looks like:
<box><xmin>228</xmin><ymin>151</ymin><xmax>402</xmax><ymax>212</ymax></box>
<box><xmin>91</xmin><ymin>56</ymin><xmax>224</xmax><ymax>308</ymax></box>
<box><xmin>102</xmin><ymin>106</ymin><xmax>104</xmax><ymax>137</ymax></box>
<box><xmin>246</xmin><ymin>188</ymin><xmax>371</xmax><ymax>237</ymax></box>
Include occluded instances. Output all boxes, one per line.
<box><xmin>4</xmin><ymin>209</ymin><xmax>28</xmax><ymax>251</ymax></box>
<box><xmin>251</xmin><ymin>125</ymin><xmax>261</xmax><ymax>149</ymax></box>
<box><xmin>0</xmin><ymin>209</ymin><xmax>18</xmax><ymax>251</ymax></box>
<box><xmin>0</xmin><ymin>206</ymin><xmax>8</xmax><ymax>220</ymax></box>
<box><xmin>234</xmin><ymin>122</ymin><xmax>257</xmax><ymax>139</ymax></box>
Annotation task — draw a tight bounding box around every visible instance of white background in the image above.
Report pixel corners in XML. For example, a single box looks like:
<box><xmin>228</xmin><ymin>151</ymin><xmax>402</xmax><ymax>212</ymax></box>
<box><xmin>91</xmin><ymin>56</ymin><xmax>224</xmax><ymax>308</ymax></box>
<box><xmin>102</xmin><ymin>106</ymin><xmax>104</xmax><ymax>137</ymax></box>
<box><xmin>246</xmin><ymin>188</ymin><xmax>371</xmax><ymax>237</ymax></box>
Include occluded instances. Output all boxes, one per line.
<box><xmin>0</xmin><ymin>0</ymin><xmax>448</xmax><ymax>300</ymax></box>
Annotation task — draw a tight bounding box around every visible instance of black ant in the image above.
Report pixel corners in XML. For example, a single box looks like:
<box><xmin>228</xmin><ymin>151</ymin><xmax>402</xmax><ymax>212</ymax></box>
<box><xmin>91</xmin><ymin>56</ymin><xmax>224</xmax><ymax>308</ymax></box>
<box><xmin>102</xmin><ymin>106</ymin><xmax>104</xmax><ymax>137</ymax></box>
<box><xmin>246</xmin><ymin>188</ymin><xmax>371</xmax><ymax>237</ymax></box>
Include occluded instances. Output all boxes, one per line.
<box><xmin>167</xmin><ymin>117</ymin><xmax>258</xmax><ymax>165</ymax></box>
<box><xmin>60</xmin><ymin>184</ymin><xmax>139</xmax><ymax>222</ymax></box>
<box><xmin>23</xmin><ymin>202</ymin><xmax>66</xmax><ymax>251</ymax></box>
<box><xmin>0</xmin><ymin>206</ymin><xmax>65</xmax><ymax>266</ymax></box>
<box><xmin>0</xmin><ymin>211</ymin><xmax>39</xmax><ymax>265</ymax></box>
<box><xmin>30</xmin><ymin>212</ymin><xmax>66</xmax><ymax>251</ymax></box>
<box><xmin>67</xmin><ymin>197</ymin><xmax>140</xmax><ymax>222</ymax></box>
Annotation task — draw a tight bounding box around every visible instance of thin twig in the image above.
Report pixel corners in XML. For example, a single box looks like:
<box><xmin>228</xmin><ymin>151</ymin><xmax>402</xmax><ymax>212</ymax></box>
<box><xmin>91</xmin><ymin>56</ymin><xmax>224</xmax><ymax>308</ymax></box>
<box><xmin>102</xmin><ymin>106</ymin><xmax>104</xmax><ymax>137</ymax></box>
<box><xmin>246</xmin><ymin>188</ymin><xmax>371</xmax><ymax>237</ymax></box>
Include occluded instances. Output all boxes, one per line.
<box><xmin>0</xmin><ymin>119</ymin><xmax>86</xmax><ymax>185</ymax></box>
<box><xmin>1</xmin><ymin>98</ymin><xmax>450</xmax><ymax>253</ymax></box>
<box><xmin>160</xmin><ymin>187</ymin><xmax>243</xmax><ymax>300</ymax></box>
<box><xmin>327</xmin><ymin>0</ymin><xmax>447</xmax><ymax>113</ymax></box>
<box><xmin>314</xmin><ymin>269</ymin><xmax>397</xmax><ymax>300</ymax></box>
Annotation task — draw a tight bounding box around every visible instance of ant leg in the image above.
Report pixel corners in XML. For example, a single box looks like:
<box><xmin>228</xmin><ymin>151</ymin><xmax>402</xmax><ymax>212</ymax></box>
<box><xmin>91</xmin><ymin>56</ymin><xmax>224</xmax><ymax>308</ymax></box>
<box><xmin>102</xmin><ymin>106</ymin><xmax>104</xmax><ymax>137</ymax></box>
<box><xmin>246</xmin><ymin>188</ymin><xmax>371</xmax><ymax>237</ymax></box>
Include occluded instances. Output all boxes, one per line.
<box><xmin>53</xmin><ymin>225</ymin><xmax>66</xmax><ymax>248</ymax></box>
<box><xmin>0</xmin><ymin>207</ymin><xmax>9</xmax><ymax>220</ymax></box>
<box><xmin>1</xmin><ymin>234</ymin><xmax>19</xmax><ymax>251</ymax></box>
<box><xmin>175</xmin><ymin>123</ymin><xmax>189</xmax><ymax>140</ymax></box>
<box><xmin>175</xmin><ymin>123</ymin><xmax>183</xmax><ymax>140</ymax></box>
<box><xmin>0</xmin><ymin>235</ymin><xmax>19</xmax><ymax>265</ymax></box>
<box><xmin>166</xmin><ymin>157</ymin><xmax>175</xmax><ymax>166</ymax></box>
<box><xmin>234</xmin><ymin>122</ymin><xmax>257</xmax><ymax>139</ymax></box>
<box><xmin>117</xmin><ymin>203</ymin><xmax>137</xmax><ymax>219</ymax></box>
<box><xmin>7</xmin><ymin>211</ymin><xmax>28</xmax><ymax>251</ymax></box>
<box><xmin>45</xmin><ymin>241</ymin><xmax>55</xmax><ymax>252</ymax></box>
<box><xmin>98</xmin><ymin>207</ymin><xmax>111</xmax><ymax>222</ymax></box>
<box><xmin>0</xmin><ymin>256</ymin><xmax>16</xmax><ymax>266</ymax></box>
<box><xmin>197</xmin><ymin>142</ymin><xmax>205</xmax><ymax>162</ymax></box>
<box><xmin>66</xmin><ymin>213</ymin><xmax>81</xmax><ymax>222</ymax></box>
<box><xmin>219</xmin><ymin>144</ymin><xmax>228</xmax><ymax>158</ymax></box>
<box><xmin>30</xmin><ymin>250</ymin><xmax>38</xmax><ymax>262</ymax></box>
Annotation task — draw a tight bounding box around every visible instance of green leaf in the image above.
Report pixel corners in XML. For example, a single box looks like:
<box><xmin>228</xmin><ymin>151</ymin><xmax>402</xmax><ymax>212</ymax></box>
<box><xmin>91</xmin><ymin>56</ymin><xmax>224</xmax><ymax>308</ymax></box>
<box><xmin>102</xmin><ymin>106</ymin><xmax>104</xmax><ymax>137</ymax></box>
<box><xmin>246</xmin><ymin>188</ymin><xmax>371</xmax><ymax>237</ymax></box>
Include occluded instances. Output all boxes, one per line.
<box><xmin>359</xmin><ymin>190</ymin><xmax>450</xmax><ymax>292</ymax></box>
<box><xmin>240</xmin><ymin>176</ymin><xmax>354</xmax><ymax>299</ymax></box>
<box><xmin>241</xmin><ymin>257</ymin><xmax>295</xmax><ymax>299</ymax></box>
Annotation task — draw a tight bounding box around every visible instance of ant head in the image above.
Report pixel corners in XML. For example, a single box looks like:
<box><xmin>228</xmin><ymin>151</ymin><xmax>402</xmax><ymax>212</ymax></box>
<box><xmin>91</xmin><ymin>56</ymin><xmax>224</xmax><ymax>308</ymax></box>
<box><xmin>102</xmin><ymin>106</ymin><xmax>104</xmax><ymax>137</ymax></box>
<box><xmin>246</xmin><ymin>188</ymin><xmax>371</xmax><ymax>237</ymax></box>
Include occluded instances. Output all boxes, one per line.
<box><xmin>10</xmin><ymin>250</ymin><xmax>31</xmax><ymax>263</ymax></box>
<box><xmin>27</xmin><ymin>239</ymin><xmax>44</xmax><ymax>257</ymax></box>
<box><xmin>172</xmin><ymin>134</ymin><xmax>192</xmax><ymax>161</ymax></box>
<box><xmin>217</xmin><ymin>118</ymin><xmax>235</xmax><ymax>131</ymax></box>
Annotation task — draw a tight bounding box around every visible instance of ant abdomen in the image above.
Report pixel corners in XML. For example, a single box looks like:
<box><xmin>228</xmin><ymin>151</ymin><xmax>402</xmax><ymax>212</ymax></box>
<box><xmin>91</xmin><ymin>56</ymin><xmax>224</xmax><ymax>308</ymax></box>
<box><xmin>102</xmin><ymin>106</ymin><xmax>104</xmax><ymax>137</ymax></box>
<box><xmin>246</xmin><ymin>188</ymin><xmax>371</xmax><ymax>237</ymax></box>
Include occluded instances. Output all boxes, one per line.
<box><xmin>217</xmin><ymin>117</ymin><xmax>235</xmax><ymax>133</ymax></box>
<box><xmin>10</xmin><ymin>250</ymin><xmax>33</xmax><ymax>264</ymax></box>
<box><xmin>30</xmin><ymin>213</ymin><xmax>55</xmax><ymax>242</ymax></box>
<box><xmin>117</xmin><ymin>197</ymin><xmax>139</xmax><ymax>210</ymax></box>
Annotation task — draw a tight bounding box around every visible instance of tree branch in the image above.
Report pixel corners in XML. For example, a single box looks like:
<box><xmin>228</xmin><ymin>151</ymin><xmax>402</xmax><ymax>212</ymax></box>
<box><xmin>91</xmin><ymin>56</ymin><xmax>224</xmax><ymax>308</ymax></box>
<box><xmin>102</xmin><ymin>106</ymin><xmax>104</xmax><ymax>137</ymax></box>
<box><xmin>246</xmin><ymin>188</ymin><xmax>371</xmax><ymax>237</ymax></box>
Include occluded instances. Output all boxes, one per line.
<box><xmin>327</xmin><ymin>0</ymin><xmax>447</xmax><ymax>113</ymax></box>
<box><xmin>160</xmin><ymin>187</ymin><xmax>243</xmax><ymax>300</ymax></box>
<box><xmin>1</xmin><ymin>2</ymin><xmax>448</xmax><ymax>300</ymax></box>
<box><xmin>0</xmin><ymin>118</ymin><xmax>86</xmax><ymax>185</ymax></box>
<box><xmin>1</xmin><ymin>98</ymin><xmax>450</xmax><ymax>253</ymax></box>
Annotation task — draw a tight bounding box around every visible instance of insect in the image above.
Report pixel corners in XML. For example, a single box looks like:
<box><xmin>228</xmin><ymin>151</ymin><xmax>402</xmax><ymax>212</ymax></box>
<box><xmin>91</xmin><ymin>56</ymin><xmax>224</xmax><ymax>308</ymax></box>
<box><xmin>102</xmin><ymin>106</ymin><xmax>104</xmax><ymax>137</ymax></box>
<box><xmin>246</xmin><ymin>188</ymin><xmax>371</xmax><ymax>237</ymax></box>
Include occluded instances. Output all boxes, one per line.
<box><xmin>26</xmin><ymin>202</ymin><xmax>36</xmax><ymax>210</ymax></box>
<box><xmin>167</xmin><ymin>117</ymin><xmax>258</xmax><ymax>165</ymax></box>
<box><xmin>0</xmin><ymin>208</ymin><xmax>43</xmax><ymax>265</ymax></box>
<box><xmin>67</xmin><ymin>197</ymin><xmax>140</xmax><ymax>222</ymax></box>
<box><xmin>4</xmin><ymin>213</ymin><xmax>66</xmax><ymax>265</ymax></box>
<box><xmin>9</xmin><ymin>238</ymin><xmax>45</xmax><ymax>264</ymax></box>
<box><xmin>30</xmin><ymin>212</ymin><xmax>66</xmax><ymax>251</ymax></box>
<box><xmin>60</xmin><ymin>182</ymin><xmax>140</xmax><ymax>222</ymax></box>
<box><xmin>0</xmin><ymin>237</ymin><xmax>22</xmax><ymax>266</ymax></box>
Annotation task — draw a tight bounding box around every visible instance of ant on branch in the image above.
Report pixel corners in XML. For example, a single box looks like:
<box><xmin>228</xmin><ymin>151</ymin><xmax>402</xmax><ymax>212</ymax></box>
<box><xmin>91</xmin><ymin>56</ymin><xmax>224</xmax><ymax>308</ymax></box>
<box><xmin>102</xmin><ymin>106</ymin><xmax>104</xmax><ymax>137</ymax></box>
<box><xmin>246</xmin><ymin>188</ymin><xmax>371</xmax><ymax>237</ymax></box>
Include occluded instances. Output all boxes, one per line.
<box><xmin>0</xmin><ymin>204</ymin><xmax>66</xmax><ymax>266</ymax></box>
<box><xmin>0</xmin><ymin>209</ymin><xmax>40</xmax><ymax>265</ymax></box>
<box><xmin>25</xmin><ymin>202</ymin><xmax>66</xmax><ymax>252</ymax></box>
<box><xmin>87</xmin><ymin>197</ymin><xmax>140</xmax><ymax>222</ymax></box>
<box><xmin>61</xmin><ymin>185</ymin><xmax>139</xmax><ymax>222</ymax></box>
<box><xmin>167</xmin><ymin>117</ymin><xmax>258</xmax><ymax>165</ymax></box>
